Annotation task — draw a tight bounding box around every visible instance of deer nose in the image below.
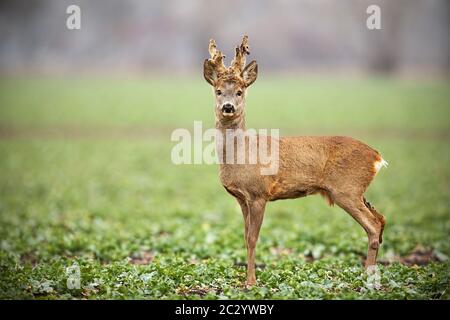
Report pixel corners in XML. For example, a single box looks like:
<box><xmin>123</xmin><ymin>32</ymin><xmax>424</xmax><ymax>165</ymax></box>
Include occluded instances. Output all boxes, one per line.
<box><xmin>222</xmin><ymin>103</ymin><xmax>235</xmax><ymax>114</ymax></box>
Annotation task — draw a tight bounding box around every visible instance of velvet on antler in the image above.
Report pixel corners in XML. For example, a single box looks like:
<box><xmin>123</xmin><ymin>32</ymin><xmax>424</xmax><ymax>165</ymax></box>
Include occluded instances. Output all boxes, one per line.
<box><xmin>230</xmin><ymin>35</ymin><xmax>250</xmax><ymax>74</ymax></box>
<box><xmin>207</xmin><ymin>39</ymin><xmax>227</xmax><ymax>75</ymax></box>
<box><xmin>204</xmin><ymin>36</ymin><xmax>255</xmax><ymax>86</ymax></box>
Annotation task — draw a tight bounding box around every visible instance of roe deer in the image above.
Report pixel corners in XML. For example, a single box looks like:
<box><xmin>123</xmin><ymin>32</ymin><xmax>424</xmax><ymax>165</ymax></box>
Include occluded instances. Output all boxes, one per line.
<box><xmin>203</xmin><ymin>36</ymin><xmax>388</xmax><ymax>286</ymax></box>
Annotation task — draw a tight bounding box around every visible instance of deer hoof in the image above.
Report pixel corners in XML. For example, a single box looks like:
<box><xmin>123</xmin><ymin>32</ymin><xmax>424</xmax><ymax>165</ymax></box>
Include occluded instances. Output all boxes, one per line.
<box><xmin>246</xmin><ymin>279</ymin><xmax>256</xmax><ymax>288</ymax></box>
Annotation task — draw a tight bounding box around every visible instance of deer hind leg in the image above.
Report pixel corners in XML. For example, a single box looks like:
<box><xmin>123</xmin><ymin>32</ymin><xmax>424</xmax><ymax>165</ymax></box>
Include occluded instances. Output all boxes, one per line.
<box><xmin>332</xmin><ymin>193</ymin><xmax>383</xmax><ymax>268</ymax></box>
<box><xmin>363</xmin><ymin>197</ymin><xmax>386</xmax><ymax>244</ymax></box>
<box><xmin>245</xmin><ymin>198</ymin><xmax>266</xmax><ymax>286</ymax></box>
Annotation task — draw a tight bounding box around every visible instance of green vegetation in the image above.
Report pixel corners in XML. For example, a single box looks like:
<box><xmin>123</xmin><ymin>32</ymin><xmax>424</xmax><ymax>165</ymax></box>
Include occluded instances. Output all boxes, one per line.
<box><xmin>0</xmin><ymin>76</ymin><xmax>449</xmax><ymax>299</ymax></box>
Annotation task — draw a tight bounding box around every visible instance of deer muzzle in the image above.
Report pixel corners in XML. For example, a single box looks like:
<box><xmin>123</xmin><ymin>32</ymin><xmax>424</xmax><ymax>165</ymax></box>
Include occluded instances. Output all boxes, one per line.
<box><xmin>222</xmin><ymin>103</ymin><xmax>235</xmax><ymax>116</ymax></box>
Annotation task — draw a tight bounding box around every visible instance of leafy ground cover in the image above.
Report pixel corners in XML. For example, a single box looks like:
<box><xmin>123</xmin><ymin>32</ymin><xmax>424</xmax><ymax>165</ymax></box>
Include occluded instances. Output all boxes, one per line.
<box><xmin>0</xmin><ymin>76</ymin><xmax>448</xmax><ymax>299</ymax></box>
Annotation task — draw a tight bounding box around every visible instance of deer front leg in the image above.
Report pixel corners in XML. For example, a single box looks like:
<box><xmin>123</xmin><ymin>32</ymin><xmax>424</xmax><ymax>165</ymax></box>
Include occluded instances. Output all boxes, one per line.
<box><xmin>237</xmin><ymin>198</ymin><xmax>249</xmax><ymax>248</ymax></box>
<box><xmin>245</xmin><ymin>198</ymin><xmax>266</xmax><ymax>287</ymax></box>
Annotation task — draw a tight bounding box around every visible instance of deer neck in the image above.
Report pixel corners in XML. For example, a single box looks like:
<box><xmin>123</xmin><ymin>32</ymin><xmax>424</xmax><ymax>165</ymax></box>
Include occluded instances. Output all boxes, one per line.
<box><xmin>215</xmin><ymin>111</ymin><xmax>246</xmax><ymax>166</ymax></box>
<box><xmin>215</xmin><ymin>111</ymin><xmax>246</xmax><ymax>132</ymax></box>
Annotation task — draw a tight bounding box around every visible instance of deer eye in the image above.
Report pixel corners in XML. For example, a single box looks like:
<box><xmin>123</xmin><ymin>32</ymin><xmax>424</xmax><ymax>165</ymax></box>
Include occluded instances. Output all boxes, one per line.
<box><xmin>236</xmin><ymin>90</ymin><xmax>243</xmax><ymax>97</ymax></box>
<box><xmin>216</xmin><ymin>90</ymin><xmax>222</xmax><ymax>96</ymax></box>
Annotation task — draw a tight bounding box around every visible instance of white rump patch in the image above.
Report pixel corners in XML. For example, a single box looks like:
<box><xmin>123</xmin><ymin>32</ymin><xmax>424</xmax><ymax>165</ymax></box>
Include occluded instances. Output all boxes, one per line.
<box><xmin>374</xmin><ymin>158</ymin><xmax>388</xmax><ymax>173</ymax></box>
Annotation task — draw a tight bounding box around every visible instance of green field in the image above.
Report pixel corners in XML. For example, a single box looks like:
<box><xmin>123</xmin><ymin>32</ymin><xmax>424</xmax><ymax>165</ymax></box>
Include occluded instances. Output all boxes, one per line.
<box><xmin>0</xmin><ymin>76</ymin><xmax>449</xmax><ymax>299</ymax></box>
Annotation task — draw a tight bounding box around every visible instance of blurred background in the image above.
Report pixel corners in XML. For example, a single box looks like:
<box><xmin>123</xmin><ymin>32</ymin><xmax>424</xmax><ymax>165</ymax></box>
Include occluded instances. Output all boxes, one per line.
<box><xmin>1</xmin><ymin>0</ymin><xmax>449</xmax><ymax>76</ymax></box>
<box><xmin>0</xmin><ymin>0</ymin><xmax>449</xmax><ymax>299</ymax></box>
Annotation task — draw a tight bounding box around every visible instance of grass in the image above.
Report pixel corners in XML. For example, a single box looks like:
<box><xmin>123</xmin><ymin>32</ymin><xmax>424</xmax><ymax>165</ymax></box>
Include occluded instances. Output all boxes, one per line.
<box><xmin>0</xmin><ymin>76</ymin><xmax>449</xmax><ymax>299</ymax></box>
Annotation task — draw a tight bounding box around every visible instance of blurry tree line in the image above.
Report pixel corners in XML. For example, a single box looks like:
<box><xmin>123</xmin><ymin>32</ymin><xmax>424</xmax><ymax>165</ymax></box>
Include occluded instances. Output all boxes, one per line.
<box><xmin>0</xmin><ymin>0</ymin><xmax>448</xmax><ymax>75</ymax></box>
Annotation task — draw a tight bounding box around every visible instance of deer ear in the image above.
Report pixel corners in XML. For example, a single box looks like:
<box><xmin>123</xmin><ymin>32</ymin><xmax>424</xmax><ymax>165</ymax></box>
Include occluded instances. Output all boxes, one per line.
<box><xmin>203</xmin><ymin>59</ymin><xmax>217</xmax><ymax>86</ymax></box>
<box><xmin>241</xmin><ymin>60</ymin><xmax>258</xmax><ymax>87</ymax></box>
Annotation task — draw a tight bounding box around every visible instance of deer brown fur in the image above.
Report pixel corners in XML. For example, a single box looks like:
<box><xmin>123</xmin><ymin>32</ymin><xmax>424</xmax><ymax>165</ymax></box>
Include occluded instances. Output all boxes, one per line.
<box><xmin>203</xmin><ymin>36</ymin><xmax>387</xmax><ymax>286</ymax></box>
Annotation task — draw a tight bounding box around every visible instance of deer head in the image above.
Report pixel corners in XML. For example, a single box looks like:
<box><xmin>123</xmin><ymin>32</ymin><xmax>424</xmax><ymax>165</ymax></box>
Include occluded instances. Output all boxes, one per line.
<box><xmin>203</xmin><ymin>36</ymin><xmax>258</xmax><ymax>122</ymax></box>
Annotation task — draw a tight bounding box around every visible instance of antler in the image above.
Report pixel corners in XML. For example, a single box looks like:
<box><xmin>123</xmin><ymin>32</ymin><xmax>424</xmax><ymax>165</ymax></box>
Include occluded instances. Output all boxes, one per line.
<box><xmin>230</xmin><ymin>35</ymin><xmax>250</xmax><ymax>74</ymax></box>
<box><xmin>208</xmin><ymin>39</ymin><xmax>227</xmax><ymax>74</ymax></box>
